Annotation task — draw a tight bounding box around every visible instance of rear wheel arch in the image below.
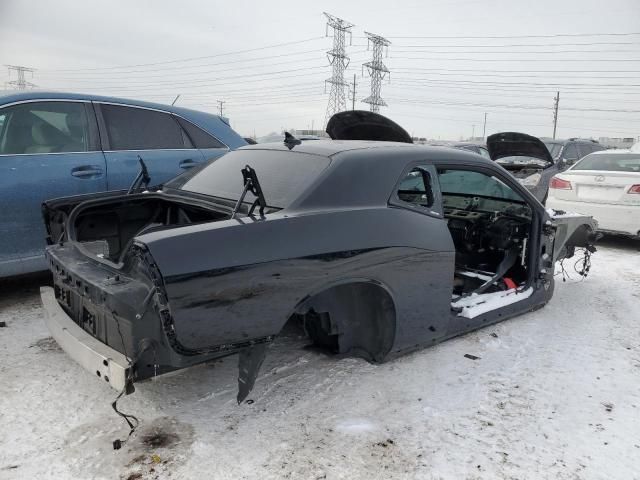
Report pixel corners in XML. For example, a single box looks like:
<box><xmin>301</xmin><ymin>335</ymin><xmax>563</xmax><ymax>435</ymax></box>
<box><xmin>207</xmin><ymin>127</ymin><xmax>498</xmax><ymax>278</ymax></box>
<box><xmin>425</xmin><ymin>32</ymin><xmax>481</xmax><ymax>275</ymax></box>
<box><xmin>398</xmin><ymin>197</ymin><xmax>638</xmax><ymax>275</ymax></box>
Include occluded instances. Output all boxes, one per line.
<box><xmin>292</xmin><ymin>280</ymin><xmax>397</xmax><ymax>363</ymax></box>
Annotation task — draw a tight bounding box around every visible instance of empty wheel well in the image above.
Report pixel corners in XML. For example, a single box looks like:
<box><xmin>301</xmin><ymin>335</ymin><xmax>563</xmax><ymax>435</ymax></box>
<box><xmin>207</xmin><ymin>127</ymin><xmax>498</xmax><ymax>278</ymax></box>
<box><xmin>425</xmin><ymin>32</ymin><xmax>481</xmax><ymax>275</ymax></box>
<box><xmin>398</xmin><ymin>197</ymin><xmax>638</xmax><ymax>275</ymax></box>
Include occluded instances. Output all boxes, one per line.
<box><xmin>293</xmin><ymin>281</ymin><xmax>396</xmax><ymax>363</ymax></box>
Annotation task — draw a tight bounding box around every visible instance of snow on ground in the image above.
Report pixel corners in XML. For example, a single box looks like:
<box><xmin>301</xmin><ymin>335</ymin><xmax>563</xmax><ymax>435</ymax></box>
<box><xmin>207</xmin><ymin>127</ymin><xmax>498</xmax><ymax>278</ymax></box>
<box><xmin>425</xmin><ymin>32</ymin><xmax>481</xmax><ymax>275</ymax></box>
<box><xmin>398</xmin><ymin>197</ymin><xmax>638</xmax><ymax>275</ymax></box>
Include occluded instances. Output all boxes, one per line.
<box><xmin>0</xmin><ymin>237</ymin><xmax>639</xmax><ymax>480</ymax></box>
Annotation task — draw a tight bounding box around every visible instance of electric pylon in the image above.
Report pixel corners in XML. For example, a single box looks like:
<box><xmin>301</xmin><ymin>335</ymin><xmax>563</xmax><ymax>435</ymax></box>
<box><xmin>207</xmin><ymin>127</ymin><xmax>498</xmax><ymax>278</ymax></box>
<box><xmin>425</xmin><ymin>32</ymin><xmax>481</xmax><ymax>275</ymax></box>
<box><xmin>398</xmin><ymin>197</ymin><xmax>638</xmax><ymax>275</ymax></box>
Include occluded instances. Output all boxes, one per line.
<box><xmin>362</xmin><ymin>32</ymin><xmax>391</xmax><ymax>113</ymax></box>
<box><xmin>5</xmin><ymin>65</ymin><xmax>36</xmax><ymax>90</ymax></box>
<box><xmin>323</xmin><ymin>12</ymin><xmax>354</xmax><ymax>126</ymax></box>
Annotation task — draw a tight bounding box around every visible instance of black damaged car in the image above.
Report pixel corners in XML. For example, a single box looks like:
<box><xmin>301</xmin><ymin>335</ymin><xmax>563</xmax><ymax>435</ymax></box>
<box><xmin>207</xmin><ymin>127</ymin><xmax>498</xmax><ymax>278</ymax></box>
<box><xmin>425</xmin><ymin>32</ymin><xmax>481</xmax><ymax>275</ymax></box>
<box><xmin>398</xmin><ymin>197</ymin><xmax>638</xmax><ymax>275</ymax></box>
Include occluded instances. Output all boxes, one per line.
<box><xmin>40</xmin><ymin>112</ymin><xmax>597</xmax><ymax>403</ymax></box>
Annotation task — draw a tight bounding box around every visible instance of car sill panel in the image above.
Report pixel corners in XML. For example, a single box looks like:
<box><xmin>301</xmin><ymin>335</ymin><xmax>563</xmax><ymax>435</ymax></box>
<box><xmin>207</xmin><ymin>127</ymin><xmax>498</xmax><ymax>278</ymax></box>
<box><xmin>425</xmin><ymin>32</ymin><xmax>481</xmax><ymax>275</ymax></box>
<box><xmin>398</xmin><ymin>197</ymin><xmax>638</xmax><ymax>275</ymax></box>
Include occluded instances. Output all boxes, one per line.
<box><xmin>40</xmin><ymin>286</ymin><xmax>131</xmax><ymax>393</ymax></box>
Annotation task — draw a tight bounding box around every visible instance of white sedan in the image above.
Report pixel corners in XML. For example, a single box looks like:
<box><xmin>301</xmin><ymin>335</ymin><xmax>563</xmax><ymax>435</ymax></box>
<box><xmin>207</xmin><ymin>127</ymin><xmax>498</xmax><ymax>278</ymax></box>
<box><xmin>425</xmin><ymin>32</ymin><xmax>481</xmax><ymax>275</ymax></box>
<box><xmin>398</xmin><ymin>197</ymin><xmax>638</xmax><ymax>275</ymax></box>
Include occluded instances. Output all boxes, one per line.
<box><xmin>546</xmin><ymin>150</ymin><xmax>640</xmax><ymax>237</ymax></box>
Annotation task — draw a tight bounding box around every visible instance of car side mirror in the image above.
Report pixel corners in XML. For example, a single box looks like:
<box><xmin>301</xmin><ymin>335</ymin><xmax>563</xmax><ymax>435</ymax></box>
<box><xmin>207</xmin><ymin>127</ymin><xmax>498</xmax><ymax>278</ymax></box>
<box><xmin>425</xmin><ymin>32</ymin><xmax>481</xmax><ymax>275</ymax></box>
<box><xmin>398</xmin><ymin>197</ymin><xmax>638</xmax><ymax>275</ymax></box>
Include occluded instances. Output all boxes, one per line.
<box><xmin>556</xmin><ymin>158</ymin><xmax>566</xmax><ymax>170</ymax></box>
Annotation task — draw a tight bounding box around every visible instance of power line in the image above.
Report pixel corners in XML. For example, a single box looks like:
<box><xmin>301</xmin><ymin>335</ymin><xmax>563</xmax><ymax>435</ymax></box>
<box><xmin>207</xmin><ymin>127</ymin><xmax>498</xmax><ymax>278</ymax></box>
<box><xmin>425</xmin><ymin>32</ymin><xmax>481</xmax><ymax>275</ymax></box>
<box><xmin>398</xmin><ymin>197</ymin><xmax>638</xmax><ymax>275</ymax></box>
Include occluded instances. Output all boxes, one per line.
<box><xmin>391</xmin><ymin>74</ymin><xmax>640</xmax><ymax>88</ymax></box>
<box><xmin>362</xmin><ymin>31</ymin><xmax>391</xmax><ymax>113</ymax></box>
<box><xmin>384</xmin><ymin>32</ymin><xmax>640</xmax><ymax>40</ymax></box>
<box><xmin>391</xmin><ymin>48</ymin><xmax>640</xmax><ymax>54</ymax></box>
<box><xmin>387</xmin><ymin>96</ymin><xmax>640</xmax><ymax>113</ymax></box>
<box><xmin>42</xmin><ymin>37</ymin><xmax>326</xmax><ymax>72</ymax></box>
<box><xmin>389</xmin><ymin>41</ymin><xmax>640</xmax><ymax>48</ymax></box>
<box><xmin>323</xmin><ymin>12</ymin><xmax>354</xmax><ymax>126</ymax></box>
<box><xmin>42</xmin><ymin>66</ymin><xmax>328</xmax><ymax>92</ymax></box>
<box><xmin>37</xmin><ymin>49</ymin><xmax>331</xmax><ymax>78</ymax></box>
<box><xmin>392</xmin><ymin>68</ymin><xmax>640</xmax><ymax>80</ymax></box>
<box><xmin>389</xmin><ymin>56</ymin><xmax>640</xmax><ymax>62</ymax></box>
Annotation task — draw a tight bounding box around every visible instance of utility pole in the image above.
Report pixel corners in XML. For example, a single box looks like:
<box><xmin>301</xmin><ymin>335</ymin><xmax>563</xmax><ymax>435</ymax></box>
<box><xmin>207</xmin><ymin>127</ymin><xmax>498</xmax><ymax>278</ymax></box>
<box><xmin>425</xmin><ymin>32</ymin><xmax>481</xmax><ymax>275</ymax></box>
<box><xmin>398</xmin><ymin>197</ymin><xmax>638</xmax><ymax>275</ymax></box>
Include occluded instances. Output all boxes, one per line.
<box><xmin>5</xmin><ymin>65</ymin><xmax>36</xmax><ymax>90</ymax></box>
<box><xmin>362</xmin><ymin>31</ymin><xmax>391</xmax><ymax>113</ymax></box>
<box><xmin>482</xmin><ymin>112</ymin><xmax>487</xmax><ymax>140</ymax></box>
<box><xmin>472</xmin><ymin>124</ymin><xmax>475</xmax><ymax>140</ymax></box>
<box><xmin>552</xmin><ymin>91</ymin><xmax>560</xmax><ymax>139</ymax></box>
<box><xmin>217</xmin><ymin>100</ymin><xmax>225</xmax><ymax>117</ymax></box>
<box><xmin>350</xmin><ymin>74</ymin><xmax>357</xmax><ymax>110</ymax></box>
<box><xmin>323</xmin><ymin>12</ymin><xmax>354</xmax><ymax>126</ymax></box>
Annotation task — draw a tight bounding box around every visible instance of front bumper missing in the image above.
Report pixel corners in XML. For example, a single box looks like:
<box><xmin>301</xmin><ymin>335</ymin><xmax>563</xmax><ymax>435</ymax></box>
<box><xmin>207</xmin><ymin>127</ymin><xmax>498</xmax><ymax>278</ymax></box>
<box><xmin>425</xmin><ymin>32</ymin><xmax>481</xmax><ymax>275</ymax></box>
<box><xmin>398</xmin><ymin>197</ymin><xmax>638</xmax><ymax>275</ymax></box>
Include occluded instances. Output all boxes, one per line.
<box><xmin>40</xmin><ymin>286</ymin><xmax>132</xmax><ymax>393</ymax></box>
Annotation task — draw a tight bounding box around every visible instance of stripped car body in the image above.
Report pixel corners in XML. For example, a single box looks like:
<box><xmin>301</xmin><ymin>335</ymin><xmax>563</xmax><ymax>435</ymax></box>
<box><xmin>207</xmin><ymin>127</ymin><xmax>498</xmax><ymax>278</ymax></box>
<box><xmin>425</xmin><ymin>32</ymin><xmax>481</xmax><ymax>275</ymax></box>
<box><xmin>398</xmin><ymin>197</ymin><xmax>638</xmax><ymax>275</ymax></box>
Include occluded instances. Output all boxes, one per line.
<box><xmin>40</xmin><ymin>112</ymin><xmax>597</xmax><ymax>402</ymax></box>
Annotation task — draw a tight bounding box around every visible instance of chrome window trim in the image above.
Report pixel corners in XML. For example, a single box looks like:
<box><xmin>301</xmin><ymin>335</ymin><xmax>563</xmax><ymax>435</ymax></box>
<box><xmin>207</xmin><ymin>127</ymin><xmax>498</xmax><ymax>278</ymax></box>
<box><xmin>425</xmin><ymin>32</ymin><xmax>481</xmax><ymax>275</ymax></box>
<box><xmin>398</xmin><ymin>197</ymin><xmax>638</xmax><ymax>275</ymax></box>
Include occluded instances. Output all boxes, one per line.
<box><xmin>0</xmin><ymin>151</ymin><xmax>103</xmax><ymax>157</ymax></box>
<box><xmin>101</xmin><ymin>148</ymin><xmax>227</xmax><ymax>153</ymax></box>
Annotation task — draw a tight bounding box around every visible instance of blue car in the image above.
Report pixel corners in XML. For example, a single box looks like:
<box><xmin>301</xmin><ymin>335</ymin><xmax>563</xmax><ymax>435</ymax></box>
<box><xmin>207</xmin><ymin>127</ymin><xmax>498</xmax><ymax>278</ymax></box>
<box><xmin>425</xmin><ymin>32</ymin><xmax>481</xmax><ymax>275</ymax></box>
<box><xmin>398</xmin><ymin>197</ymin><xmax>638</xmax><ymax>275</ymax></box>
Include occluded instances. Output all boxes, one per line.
<box><xmin>0</xmin><ymin>91</ymin><xmax>246</xmax><ymax>277</ymax></box>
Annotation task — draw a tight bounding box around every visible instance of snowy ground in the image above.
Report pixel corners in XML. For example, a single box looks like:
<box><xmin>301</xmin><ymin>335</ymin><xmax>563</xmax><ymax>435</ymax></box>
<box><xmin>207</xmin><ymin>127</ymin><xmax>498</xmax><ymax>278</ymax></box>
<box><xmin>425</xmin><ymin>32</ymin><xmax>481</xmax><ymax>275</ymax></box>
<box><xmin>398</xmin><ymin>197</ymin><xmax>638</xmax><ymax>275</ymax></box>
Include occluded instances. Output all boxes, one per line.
<box><xmin>1</xmin><ymin>237</ymin><xmax>639</xmax><ymax>480</ymax></box>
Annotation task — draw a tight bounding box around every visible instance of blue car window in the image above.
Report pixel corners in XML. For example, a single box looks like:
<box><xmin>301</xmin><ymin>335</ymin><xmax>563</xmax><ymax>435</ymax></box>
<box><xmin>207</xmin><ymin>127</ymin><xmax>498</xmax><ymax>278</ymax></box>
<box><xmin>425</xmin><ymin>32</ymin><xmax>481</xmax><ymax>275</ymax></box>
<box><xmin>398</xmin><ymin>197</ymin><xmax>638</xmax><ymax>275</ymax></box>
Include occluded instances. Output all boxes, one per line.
<box><xmin>101</xmin><ymin>104</ymin><xmax>185</xmax><ymax>151</ymax></box>
<box><xmin>0</xmin><ymin>101</ymin><xmax>91</xmax><ymax>155</ymax></box>
<box><xmin>175</xmin><ymin>116</ymin><xmax>226</xmax><ymax>149</ymax></box>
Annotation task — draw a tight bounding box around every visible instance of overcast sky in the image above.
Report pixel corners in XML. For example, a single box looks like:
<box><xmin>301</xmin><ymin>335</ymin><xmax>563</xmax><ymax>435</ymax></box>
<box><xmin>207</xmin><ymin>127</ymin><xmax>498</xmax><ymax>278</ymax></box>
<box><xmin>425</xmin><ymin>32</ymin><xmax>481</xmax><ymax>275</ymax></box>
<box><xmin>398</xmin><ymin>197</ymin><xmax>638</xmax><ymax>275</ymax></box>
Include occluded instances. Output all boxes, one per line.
<box><xmin>1</xmin><ymin>0</ymin><xmax>639</xmax><ymax>140</ymax></box>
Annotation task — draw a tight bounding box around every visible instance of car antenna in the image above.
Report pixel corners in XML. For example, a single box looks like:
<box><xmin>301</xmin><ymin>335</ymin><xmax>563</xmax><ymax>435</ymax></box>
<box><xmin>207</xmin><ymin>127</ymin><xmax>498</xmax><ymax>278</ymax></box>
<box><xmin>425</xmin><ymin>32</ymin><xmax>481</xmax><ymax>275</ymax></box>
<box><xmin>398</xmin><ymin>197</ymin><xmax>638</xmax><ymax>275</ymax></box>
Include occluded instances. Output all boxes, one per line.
<box><xmin>127</xmin><ymin>156</ymin><xmax>151</xmax><ymax>194</ymax></box>
<box><xmin>283</xmin><ymin>131</ymin><xmax>301</xmax><ymax>150</ymax></box>
<box><xmin>231</xmin><ymin>165</ymin><xmax>267</xmax><ymax>219</ymax></box>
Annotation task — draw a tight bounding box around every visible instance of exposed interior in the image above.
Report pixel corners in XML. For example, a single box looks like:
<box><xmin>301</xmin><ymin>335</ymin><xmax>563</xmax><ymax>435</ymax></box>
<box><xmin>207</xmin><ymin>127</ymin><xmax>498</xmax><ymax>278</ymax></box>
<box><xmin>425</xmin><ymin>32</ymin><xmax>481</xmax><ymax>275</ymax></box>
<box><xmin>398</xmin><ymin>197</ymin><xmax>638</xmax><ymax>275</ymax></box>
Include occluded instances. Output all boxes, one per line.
<box><xmin>437</xmin><ymin>168</ymin><xmax>533</xmax><ymax>298</ymax></box>
<box><xmin>71</xmin><ymin>198</ymin><xmax>228</xmax><ymax>262</ymax></box>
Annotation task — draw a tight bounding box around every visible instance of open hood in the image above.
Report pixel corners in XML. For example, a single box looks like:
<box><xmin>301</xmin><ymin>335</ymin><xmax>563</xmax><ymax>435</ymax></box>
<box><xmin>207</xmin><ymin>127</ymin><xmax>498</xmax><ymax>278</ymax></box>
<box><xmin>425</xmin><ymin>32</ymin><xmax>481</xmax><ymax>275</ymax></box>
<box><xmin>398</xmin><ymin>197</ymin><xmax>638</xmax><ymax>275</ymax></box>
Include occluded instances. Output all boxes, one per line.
<box><xmin>487</xmin><ymin>132</ymin><xmax>554</xmax><ymax>167</ymax></box>
<box><xmin>326</xmin><ymin>111</ymin><xmax>413</xmax><ymax>144</ymax></box>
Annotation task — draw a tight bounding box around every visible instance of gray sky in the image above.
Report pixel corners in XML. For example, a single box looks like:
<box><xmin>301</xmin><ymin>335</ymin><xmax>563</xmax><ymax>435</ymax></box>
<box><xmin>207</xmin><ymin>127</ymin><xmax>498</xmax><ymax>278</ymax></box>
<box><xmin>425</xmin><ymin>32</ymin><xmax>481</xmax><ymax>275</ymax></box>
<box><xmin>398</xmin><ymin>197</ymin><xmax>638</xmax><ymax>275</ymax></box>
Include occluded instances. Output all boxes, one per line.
<box><xmin>1</xmin><ymin>0</ymin><xmax>639</xmax><ymax>140</ymax></box>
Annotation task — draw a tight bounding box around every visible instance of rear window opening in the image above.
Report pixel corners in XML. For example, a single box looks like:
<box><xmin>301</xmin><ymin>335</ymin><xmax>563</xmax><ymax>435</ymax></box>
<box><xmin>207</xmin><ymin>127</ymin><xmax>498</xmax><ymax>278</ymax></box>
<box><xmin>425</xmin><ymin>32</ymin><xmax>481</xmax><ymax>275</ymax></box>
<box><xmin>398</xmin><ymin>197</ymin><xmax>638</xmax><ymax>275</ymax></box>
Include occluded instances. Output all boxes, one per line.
<box><xmin>178</xmin><ymin>149</ymin><xmax>331</xmax><ymax>209</ymax></box>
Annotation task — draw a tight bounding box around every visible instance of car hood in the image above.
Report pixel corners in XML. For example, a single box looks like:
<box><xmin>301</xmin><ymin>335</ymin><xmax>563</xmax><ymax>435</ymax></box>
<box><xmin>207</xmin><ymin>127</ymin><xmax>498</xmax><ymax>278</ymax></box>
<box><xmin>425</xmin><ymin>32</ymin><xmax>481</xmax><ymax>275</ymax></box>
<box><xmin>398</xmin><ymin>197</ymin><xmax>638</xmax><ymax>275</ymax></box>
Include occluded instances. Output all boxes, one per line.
<box><xmin>326</xmin><ymin>110</ymin><xmax>413</xmax><ymax>144</ymax></box>
<box><xmin>487</xmin><ymin>132</ymin><xmax>554</xmax><ymax>167</ymax></box>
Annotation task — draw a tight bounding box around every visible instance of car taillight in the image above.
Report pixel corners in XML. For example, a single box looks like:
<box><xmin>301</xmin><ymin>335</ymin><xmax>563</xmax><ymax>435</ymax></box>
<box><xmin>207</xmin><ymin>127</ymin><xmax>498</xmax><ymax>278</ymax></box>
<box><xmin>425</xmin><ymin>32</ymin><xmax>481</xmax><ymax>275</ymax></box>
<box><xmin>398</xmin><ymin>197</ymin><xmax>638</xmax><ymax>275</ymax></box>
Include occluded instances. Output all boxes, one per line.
<box><xmin>628</xmin><ymin>184</ymin><xmax>640</xmax><ymax>194</ymax></box>
<box><xmin>550</xmin><ymin>177</ymin><xmax>572</xmax><ymax>190</ymax></box>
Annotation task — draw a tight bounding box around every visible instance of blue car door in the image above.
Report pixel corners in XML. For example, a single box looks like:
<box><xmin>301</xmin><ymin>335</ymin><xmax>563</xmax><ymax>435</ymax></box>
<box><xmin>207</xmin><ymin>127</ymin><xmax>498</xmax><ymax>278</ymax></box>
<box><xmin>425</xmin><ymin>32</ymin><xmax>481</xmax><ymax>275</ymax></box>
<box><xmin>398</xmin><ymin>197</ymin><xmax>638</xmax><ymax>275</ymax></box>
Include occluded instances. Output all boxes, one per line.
<box><xmin>0</xmin><ymin>100</ymin><xmax>106</xmax><ymax>276</ymax></box>
<box><xmin>95</xmin><ymin>103</ymin><xmax>207</xmax><ymax>190</ymax></box>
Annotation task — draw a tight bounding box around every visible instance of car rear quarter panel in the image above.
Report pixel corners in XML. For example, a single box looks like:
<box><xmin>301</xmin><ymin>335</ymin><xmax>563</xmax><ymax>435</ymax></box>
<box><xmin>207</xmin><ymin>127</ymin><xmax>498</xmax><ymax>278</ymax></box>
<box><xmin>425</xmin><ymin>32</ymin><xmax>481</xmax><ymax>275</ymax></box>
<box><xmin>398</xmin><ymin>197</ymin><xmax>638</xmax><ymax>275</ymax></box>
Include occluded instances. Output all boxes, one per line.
<box><xmin>139</xmin><ymin>207</ymin><xmax>455</xmax><ymax>358</ymax></box>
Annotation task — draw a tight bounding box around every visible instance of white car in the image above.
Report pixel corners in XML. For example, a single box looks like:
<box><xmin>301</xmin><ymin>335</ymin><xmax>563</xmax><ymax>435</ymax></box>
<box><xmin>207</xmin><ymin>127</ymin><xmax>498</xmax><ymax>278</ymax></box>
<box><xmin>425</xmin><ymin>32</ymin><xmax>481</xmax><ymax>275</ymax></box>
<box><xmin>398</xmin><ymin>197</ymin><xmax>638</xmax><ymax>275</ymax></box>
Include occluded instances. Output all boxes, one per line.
<box><xmin>546</xmin><ymin>150</ymin><xmax>640</xmax><ymax>237</ymax></box>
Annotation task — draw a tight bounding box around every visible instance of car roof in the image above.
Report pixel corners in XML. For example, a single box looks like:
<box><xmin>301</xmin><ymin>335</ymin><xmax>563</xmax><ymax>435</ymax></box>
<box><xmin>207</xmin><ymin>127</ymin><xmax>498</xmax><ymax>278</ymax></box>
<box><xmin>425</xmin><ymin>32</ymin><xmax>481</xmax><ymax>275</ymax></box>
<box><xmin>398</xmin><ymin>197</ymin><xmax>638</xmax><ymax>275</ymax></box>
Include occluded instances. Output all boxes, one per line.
<box><xmin>240</xmin><ymin>139</ymin><xmax>416</xmax><ymax>157</ymax></box>
<box><xmin>0</xmin><ymin>89</ymin><xmax>224</xmax><ymax>121</ymax></box>
<box><xmin>239</xmin><ymin>139</ymin><xmax>494</xmax><ymax>166</ymax></box>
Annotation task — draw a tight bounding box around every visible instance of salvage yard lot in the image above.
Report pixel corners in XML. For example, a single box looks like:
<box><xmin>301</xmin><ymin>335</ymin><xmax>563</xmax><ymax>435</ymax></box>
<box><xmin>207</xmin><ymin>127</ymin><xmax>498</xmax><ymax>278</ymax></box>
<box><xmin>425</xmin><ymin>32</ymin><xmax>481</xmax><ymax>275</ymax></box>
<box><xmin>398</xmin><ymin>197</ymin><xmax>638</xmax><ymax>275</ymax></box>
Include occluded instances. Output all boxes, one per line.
<box><xmin>1</xmin><ymin>238</ymin><xmax>639</xmax><ymax>480</ymax></box>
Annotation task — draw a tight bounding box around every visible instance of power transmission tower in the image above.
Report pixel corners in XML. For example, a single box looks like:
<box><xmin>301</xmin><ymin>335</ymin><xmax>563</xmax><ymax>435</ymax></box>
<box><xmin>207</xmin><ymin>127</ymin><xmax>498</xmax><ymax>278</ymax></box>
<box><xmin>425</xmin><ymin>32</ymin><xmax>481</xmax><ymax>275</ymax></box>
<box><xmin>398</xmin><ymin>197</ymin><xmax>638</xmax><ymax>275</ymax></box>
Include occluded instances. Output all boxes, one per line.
<box><xmin>552</xmin><ymin>91</ymin><xmax>560</xmax><ymax>139</ymax></box>
<box><xmin>323</xmin><ymin>12</ymin><xmax>354</xmax><ymax>126</ymax></box>
<box><xmin>362</xmin><ymin>32</ymin><xmax>391</xmax><ymax>113</ymax></box>
<box><xmin>5</xmin><ymin>65</ymin><xmax>36</xmax><ymax>90</ymax></box>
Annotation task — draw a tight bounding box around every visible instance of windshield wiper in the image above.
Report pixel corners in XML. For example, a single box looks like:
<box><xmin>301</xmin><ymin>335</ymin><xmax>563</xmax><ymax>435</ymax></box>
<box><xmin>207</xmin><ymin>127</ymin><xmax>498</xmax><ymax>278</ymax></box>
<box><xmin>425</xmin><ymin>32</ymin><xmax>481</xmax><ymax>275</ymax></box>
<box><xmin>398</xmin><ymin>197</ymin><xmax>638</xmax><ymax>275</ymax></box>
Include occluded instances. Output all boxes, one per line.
<box><xmin>127</xmin><ymin>156</ymin><xmax>151</xmax><ymax>194</ymax></box>
<box><xmin>231</xmin><ymin>165</ymin><xmax>267</xmax><ymax>219</ymax></box>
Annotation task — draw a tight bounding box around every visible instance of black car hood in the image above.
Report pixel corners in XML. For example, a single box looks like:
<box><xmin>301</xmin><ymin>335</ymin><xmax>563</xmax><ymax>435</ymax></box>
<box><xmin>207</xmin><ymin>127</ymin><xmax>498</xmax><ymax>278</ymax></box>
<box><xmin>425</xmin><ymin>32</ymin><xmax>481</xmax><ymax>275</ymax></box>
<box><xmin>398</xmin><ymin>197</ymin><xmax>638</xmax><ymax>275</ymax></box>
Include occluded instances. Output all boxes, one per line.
<box><xmin>487</xmin><ymin>132</ymin><xmax>554</xmax><ymax>167</ymax></box>
<box><xmin>326</xmin><ymin>111</ymin><xmax>413</xmax><ymax>144</ymax></box>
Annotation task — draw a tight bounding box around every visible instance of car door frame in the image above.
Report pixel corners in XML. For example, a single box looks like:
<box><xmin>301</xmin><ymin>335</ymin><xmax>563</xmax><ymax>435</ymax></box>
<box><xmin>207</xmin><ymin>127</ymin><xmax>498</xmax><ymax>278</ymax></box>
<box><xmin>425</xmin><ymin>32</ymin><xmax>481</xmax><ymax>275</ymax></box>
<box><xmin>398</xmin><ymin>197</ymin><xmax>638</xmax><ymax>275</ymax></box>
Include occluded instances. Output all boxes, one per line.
<box><xmin>386</xmin><ymin>160</ymin><xmax>454</xmax><ymax>344</ymax></box>
<box><xmin>429</xmin><ymin>159</ymin><xmax>550</xmax><ymax>323</ymax></box>
<box><xmin>0</xmin><ymin>97</ymin><xmax>105</xmax><ymax>276</ymax></box>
